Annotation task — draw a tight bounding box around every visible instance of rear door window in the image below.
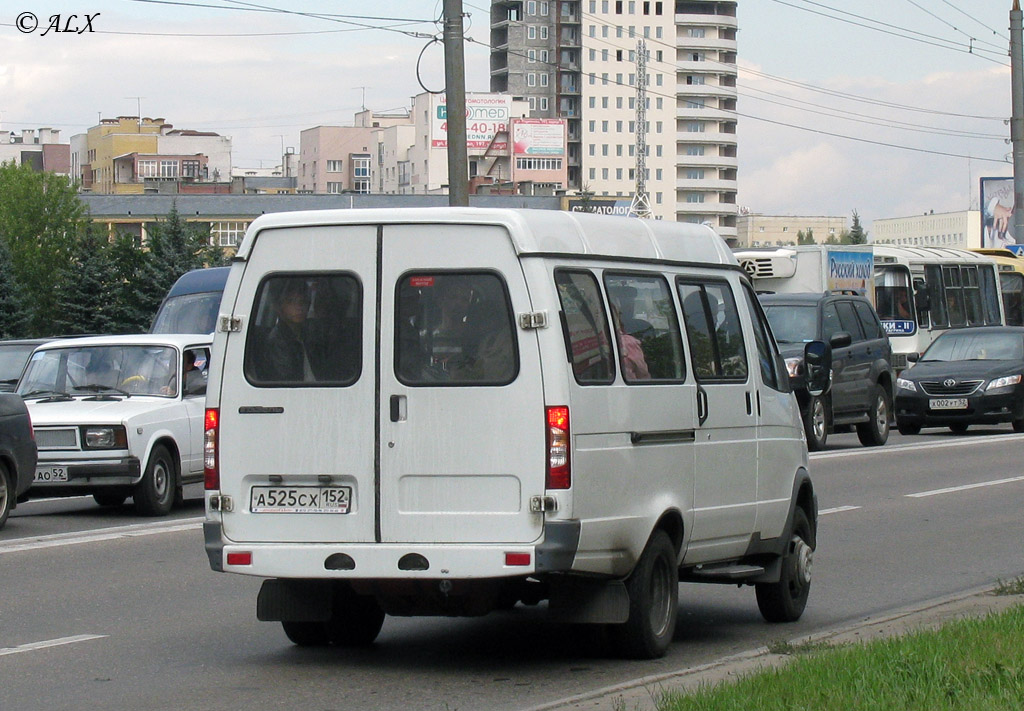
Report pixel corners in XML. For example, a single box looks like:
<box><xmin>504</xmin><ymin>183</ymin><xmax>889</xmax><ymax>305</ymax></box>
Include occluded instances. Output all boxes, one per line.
<box><xmin>555</xmin><ymin>270</ymin><xmax>615</xmax><ymax>384</ymax></box>
<box><xmin>836</xmin><ymin>301</ymin><xmax>865</xmax><ymax>341</ymax></box>
<box><xmin>853</xmin><ymin>301</ymin><xmax>884</xmax><ymax>341</ymax></box>
<box><xmin>244</xmin><ymin>273</ymin><xmax>362</xmax><ymax>387</ymax></box>
<box><xmin>395</xmin><ymin>272</ymin><xmax>518</xmax><ymax>386</ymax></box>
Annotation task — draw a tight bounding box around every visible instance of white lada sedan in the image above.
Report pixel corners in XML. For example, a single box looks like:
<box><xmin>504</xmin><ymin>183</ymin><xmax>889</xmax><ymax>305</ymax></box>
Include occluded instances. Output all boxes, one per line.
<box><xmin>17</xmin><ymin>334</ymin><xmax>212</xmax><ymax>516</ymax></box>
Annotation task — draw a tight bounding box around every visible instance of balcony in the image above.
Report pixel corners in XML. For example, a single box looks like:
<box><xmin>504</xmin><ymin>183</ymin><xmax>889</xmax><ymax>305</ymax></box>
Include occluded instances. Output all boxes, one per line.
<box><xmin>675</xmin><ymin>178</ymin><xmax>738</xmax><ymax>192</ymax></box>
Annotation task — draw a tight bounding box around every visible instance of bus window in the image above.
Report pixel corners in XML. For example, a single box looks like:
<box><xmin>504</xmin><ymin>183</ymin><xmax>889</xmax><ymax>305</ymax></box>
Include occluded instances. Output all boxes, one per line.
<box><xmin>925</xmin><ymin>265</ymin><xmax>946</xmax><ymax>328</ymax></box>
<box><xmin>875</xmin><ymin>266</ymin><xmax>914</xmax><ymax>322</ymax></box>
<box><xmin>963</xmin><ymin>266</ymin><xmax>984</xmax><ymax>326</ymax></box>
<box><xmin>943</xmin><ymin>266</ymin><xmax>966</xmax><ymax>327</ymax></box>
<box><xmin>980</xmin><ymin>266</ymin><xmax>1002</xmax><ymax>325</ymax></box>
<box><xmin>1001</xmin><ymin>271</ymin><xmax>1024</xmax><ymax>326</ymax></box>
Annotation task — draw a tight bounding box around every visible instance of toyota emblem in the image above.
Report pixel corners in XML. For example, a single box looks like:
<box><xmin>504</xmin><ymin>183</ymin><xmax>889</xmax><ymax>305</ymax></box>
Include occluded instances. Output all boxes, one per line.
<box><xmin>943</xmin><ymin>378</ymin><xmax>956</xmax><ymax>388</ymax></box>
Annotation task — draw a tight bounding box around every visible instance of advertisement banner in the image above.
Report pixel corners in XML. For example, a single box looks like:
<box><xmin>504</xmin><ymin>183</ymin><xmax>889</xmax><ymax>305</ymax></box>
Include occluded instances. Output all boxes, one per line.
<box><xmin>826</xmin><ymin>249</ymin><xmax>874</xmax><ymax>297</ymax></box>
<box><xmin>512</xmin><ymin>119</ymin><xmax>565</xmax><ymax>156</ymax></box>
<box><xmin>431</xmin><ymin>94</ymin><xmax>511</xmax><ymax>152</ymax></box>
<box><xmin>980</xmin><ymin>176</ymin><xmax>1016</xmax><ymax>249</ymax></box>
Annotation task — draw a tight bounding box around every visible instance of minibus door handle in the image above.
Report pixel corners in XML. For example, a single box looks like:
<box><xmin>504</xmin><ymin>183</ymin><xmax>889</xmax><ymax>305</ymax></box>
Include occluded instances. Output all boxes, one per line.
<box><xmin>696</xmin><ymin>386</ymin><xmax>708</xmax><ymax>426</ymax></box>
<box><xmin>390</xmin><ymin>394</ymin><xmax>407</xmax><ymax>422</ymax></box>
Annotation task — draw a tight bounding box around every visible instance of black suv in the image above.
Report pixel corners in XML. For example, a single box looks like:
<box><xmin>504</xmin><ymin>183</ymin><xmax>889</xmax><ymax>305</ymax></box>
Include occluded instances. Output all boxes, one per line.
<box><xmin>759</xmin><ymin>292</ymin><xmax>895</xmax><ymax>450</ymax></box>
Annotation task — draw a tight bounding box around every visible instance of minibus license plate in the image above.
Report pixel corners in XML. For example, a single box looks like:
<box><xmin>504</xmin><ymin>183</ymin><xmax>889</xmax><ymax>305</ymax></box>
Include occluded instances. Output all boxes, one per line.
<box><xmin>250</xmin><ymin>486</ymin><xmax>351</xmax><ymax>514</ymax></box>
<box><xmin>930</xmin><ymin>398</ymin><xmax>968</xmax><ymax>410</ymax></box>
<box><xmin>34</xmin><ymin>466</ymin><xmax>68</xmax><ymax>483</ymax></box>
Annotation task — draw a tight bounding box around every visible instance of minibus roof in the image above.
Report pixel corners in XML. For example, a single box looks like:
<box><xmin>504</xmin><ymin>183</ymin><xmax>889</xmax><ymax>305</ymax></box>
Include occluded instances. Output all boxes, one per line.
<box><xmin>236</xmin><ymin>208</ymin><xmax>738</xmax><ymax>268</ymax></box>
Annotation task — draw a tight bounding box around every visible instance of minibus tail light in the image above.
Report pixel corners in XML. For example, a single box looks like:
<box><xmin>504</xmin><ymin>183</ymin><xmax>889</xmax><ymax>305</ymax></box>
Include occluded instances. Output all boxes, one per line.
<box><xmin>546</xmin><ymin>406</ymin><xmax>570</xmax><ymax>490</ymax></box>
<box><xmin>204</xmin><ymin>408</ymin><xmax>219</xmax><ymax>490</ymax></box>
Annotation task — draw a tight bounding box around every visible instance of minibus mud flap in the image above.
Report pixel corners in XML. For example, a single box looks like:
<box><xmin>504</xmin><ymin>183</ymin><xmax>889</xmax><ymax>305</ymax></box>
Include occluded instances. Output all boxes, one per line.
<box><xmin>547</xmin><ymin>578</ymin><xmax>629</xmax><ymax>624</ymax></box>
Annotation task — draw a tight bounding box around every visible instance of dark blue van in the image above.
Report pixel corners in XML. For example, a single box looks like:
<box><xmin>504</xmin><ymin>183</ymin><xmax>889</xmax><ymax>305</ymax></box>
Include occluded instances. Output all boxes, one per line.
<box><xmin>151</xmin><ymin>267</ymin><xmax>230</xmax><ymax>335</ymax></box>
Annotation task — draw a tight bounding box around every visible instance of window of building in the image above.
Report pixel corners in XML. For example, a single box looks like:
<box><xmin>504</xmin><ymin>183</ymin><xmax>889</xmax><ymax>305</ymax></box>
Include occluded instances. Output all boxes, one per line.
<box><xmin>182</xmin><ymin>160</ymin><xmax>202</xmax><ymax>179</ymax></box>
<box><xmin>589</xmin><ymin>168</ymin><xmax>596</xmax><ymax>179</ymax></box>
<box><xmin>685</xmin><ymin>145</ymin><xmax>705</xmax><ymax>155</ymax></box>
<box><xmin>602</xmin><ymin>168</ymin><xmax>609</xmax><ymax>179</ymax></box>
<box><xmin>352</xmin><ymin>155</ymin><xmax>370</xmax><ymax>179</ymax></box>
<box><xmin>540</xmin><ymin>97</ymin><xmax>549</xmax><ymax>110</ymax></box>
<box><xmin>686</xmin><ymin>169</ymin><xmax>705</xmax><ymax>179</ymax></box>
<box><xmin>159</xmin><ymin>160</ymin><xmax>178</xmax><ymax>178</ymax></box>
<box><xmin>529</xmin><ymin>49</ymin><xmax>537</xmax><ymax>62</ymax></box>
<box><xmin>602</xmin><ymin>144</ymin><xmax>609</xmax><ymax>156</ymax></box>
<box><xmin>685</xmin><ymin>193</ymin><xmax>704</xmax><ymax>203</ymax></box>
<box><xmin>540</xmin><ymin>73</ymin><xmax>549</xmax><ymax>86</ymax></box>
<box><xmin>327</xmin><ymin>182</ymin><xmax>344</xmax><ymax>194</ymax></box>
<box><xmin>540</xmin><ymin>0</ymin><xmax>549</xmax><ymax>15</ymax></box>
<box><xmin>602</xmin><ymin>120</ymin><xmax>609</xmax><ymax>131</ymax></box>
<box><xmin>616</xmin><ymin>144</ymin><xmax>623</xmax><ymax>156</ymax></box>
<box><xmin>589</xmin><ymin>144</ymin><xmax>595</xmax><ymax>156</ymax></box>
<box><xmin>688</xmin><ymin>27</ymin><xmax>706</xmax><ymax>38</ymax></box>
<box><xmin>137</xmin><ymin>160</ymin><xmax>158</xmax><ymax>178</ymax></box>
<box><xmin>516</xmin><ymin>157</ymin><xmax>563</xmax><ymax>170</ymax></box>
<box><xmin>527</xmin><ymin>0</ymin><xmax>536</xmax><ymax>15</ymax></box>
<box><xmin>687</xmin><ymin>122</ymin><xmax>705</xmax><ymax>133</ymax></box>
<box><xmin>616</xmin><ymin>168</ymin><xmax>623</xmax><ymax>180</ymax></box>
<box><xmin>528</xmin><ymin>73</ymin><xmax>537</xmax><ymax>86</ymax></box>
<box><xmin>211</xmin><ymin>221</ymin><xmax>249</xmax><ymax>247</ymax></box>
<box><xmin>687</xmin><ymin>75</ymin><xmax>705</xmax><ymax>85</ymax></box>
<box><xmin>540</xmin><ymin>26</ymin><xmax>548</xmax><ymax>39</ymax></box>
<box><xmin>616</xmin><ymin>120</ymin><xmax>623</xmax><ymax>132</ymax></box>
<box><xmin>530</xmin><ymin>97</ymin><xmax>537</xmax><ymax>111</ymax></box>
<box><xmin>528</xmin><ymin>25</ymin><xmax>537</xmax><ymax>39</ymax></box>
<box><xmin>353</xmin><ymin>179</ymin><xmax>370</xmax><ymax>193</ymax></box>
<box><xmin>327</xmin><ymin>160</ymin><xmax>343</xmax><ymax>172</ymax></box>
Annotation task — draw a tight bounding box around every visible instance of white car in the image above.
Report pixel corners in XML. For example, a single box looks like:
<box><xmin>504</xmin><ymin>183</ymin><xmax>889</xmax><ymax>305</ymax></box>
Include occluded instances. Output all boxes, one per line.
<box><xmin>18</xmin><ymin>334</ymin><xmax>212</xmax><ymax>515</ymax></box>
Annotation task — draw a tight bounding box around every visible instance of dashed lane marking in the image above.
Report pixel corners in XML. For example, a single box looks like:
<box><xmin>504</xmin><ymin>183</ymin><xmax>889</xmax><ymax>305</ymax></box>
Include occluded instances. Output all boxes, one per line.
<box><xmin>906</xmin><ymin>475</ymin><xmax>1024</xmax><ymax>498</ymax></box>
<box><xmin>0</xmin><ymin>517</ymin><xmax>204</xmax><ymax>555</ymax></box>
<box><xmin>819</xmin><ymin>505</ymin><xmax>862</xmax><ymax>515</ymax></box>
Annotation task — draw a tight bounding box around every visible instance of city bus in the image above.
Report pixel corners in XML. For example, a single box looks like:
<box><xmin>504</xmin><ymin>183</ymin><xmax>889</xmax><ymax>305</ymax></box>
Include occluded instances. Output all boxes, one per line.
<box><xmin>971</xmin><ymin>248</ymin><xmax>1024</xmax><ymax>327</ymax></box>
<box><xmin>873</xmin><ymin>246</ymin><xmax>1003</xmax><ymax>369</ymax></box>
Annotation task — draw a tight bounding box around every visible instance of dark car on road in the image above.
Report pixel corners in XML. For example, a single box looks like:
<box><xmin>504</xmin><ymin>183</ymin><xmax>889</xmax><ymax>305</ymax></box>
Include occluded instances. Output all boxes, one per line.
<box><xmin>894</xmin><ymin>326</ymin><xmax>1024</xmax><ymax>435</ymax></box>
<box><xmin>0</xmin><ymin>391</ymin><xmax>38</xmax><ymax>529</ymax></box>
<box><xmin>0</xmin><ymin>338</ymin><xmax>54</xmax><ymax>392</ymax></box>
<box><xmin>760</xmin><ymin>292</ymin><xmax>895</xmax><ymax>450</ymax></box>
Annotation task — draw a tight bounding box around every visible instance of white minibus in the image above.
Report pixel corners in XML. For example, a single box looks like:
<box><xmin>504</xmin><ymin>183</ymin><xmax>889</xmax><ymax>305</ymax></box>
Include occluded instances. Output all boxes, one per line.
<box><xmin>203</xmin><ymin>208</ymin><xmax>828</xmax><ymax>659</ymax></box>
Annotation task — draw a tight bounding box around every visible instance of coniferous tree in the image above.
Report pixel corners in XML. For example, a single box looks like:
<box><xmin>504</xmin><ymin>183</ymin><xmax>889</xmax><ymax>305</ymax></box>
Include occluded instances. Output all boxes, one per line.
<box><xmin>0</xmin><ymin>237</ymin><xmax>31</xmax><ymax>338</ymax></box>
<box><xmin>50</xmin><ymin>224</ymin><xmax>117</xmax><ymax>336</ymax></box>
<box><xmin>108</xmin><ymin>230</ymin><xmax>151</xmax><ymax>333</ymax></box>
<box><xmin>847</xmin><ymin>210</ymin><xmax>868</xmax><ymax>244</ymax></box>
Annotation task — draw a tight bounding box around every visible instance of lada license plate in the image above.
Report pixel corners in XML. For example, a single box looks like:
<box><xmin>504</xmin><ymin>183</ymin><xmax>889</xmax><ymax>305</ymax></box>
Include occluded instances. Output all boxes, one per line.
<box><xmin>930</xmin><ymin>398</ymin><xmax>968</xmax><ymax>410</ymax></box>
<box><xmin>250</xmin><ymin>486</ymin><xmax>351</xmax><ymax>514</ymax></box>
<box><xmin>34</xmin><ymin>466</ymin><xmax>68</xmax><ymax>483</ymax></box>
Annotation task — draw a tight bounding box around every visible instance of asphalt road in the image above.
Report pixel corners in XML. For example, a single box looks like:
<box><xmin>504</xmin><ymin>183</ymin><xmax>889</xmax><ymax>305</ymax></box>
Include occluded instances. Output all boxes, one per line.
<box><xmin>2</xmin><ymin>426</ymin><xmax>1023</xmax><ymax>711</ymax></box>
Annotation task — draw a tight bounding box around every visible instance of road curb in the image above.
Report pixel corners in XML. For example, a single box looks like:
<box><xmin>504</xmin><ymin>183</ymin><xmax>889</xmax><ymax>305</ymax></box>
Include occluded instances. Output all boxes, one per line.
<box><xmin>523</xmin><ymin>585</ymin><xmax>1024</xmax><ymax>711</ymax></box>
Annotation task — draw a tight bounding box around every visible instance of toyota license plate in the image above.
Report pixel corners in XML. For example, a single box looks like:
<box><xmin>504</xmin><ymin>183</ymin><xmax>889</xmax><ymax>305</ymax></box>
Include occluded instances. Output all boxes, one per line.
<box><xmin>34</xmin><ymin>466</ymin><xmax>69</xmax><ymax>483</ymax></box>
<box><xmin>929</xmin><ymin>398</ymin><xmax>968</xmax><ymax>410</ymax></box>
<box><xmin>250</xmin><ymin>486</ymin><xmax>351</xmax><ymax>514</ymax></box>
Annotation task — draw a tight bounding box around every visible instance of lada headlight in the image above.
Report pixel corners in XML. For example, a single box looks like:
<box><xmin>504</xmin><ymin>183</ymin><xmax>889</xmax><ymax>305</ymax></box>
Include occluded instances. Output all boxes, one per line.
<box><xmin>986</xmin><ymin>374</ymin><xmax>1022</xmax><ymax>391</ymax></box>
<box><xmin>896</xmin><ymin>377</ymin><xmax>917</xmax><ymax>393</ymax></box>
<box><xmin>82</xmin><ymin>425</ymin><xmax>128</xmax><ymax>449</ymax></box>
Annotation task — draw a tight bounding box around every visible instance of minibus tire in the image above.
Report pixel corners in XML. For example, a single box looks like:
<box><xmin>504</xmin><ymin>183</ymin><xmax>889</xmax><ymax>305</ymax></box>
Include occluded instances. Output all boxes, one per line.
<box><xmin>608</xmin><ymin>530</ymin><xmax>678</xmax><ymax>659</ymax></box>
<box><xmin>134</xmin><ymin>445</ymin><xmax>176</xmax><ymax>516</ymax></box>
<box><xmin>281</xmin><ymin>621</ymin><xmax>330</xmax><ymax>647</ymax></box>
<box><xmin>756</xmin><ymin>508</ymin><xmax>813</xmax><ymax>623</ymax></box>
<box><xmin>325</xmin><ymin>589</ymin><xmax>385</xmax><ymax>646</ymax></box>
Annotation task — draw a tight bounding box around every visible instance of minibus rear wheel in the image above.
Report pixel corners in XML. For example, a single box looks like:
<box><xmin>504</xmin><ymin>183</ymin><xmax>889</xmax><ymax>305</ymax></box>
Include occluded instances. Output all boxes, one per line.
<box><xmin>756</xmin><ymin>507</ymin><xmax>813</xmax><ymax>623</ymax></box>
<box><xmin>608</xmin><ymin>530</ymin><xmax>678</xmax><ymax>659</ymax></box>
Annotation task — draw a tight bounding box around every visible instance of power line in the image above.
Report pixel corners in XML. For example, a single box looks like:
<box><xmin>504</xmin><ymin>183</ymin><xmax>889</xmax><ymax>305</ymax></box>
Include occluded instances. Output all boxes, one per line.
<box><xmin>902</xmin><ymin>0</ymin><xmax>1005</xmax><ymax>53</ymax></box>
<box><xmin>936</xmin><ymin>0</ymin><xmax>1009</xmax><ymax>42</ymax></box>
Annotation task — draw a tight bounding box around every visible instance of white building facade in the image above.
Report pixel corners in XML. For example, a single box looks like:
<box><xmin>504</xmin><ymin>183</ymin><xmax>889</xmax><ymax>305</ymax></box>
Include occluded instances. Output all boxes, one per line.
<box><xmin>873</xmin><ymin>210</ymin><xmax>982</xmax><ymax>249</ymax></box>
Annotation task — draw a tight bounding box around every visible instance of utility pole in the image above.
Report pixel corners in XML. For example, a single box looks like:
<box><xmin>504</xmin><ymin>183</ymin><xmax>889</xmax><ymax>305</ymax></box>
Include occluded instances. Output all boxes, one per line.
<box><xmin>1011</xmin><ymin>1</ymin><xmax>1024</xmax><ymax>240</ymax></box>
<box><xmin>443</xmin><ymin>0</ymin><xmax>470</xmax><ymax>206</ymax></box>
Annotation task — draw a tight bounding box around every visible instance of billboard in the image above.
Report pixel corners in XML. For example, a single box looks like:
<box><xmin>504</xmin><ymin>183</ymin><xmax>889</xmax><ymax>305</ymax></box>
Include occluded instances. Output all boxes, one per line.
<box><xmin>980</xmin><ymin>176</ymin><xmax>1017</xmax><ymax>249</ymax></box>
<box><xmin>512</xmin><ymin>119</ymin><xmax>566</xmax><ymax>156</ymax></box>
<box><xmin>431</xmin><ymin>94</ymin><xmax>511</xmax><ymax>153</ymax></box>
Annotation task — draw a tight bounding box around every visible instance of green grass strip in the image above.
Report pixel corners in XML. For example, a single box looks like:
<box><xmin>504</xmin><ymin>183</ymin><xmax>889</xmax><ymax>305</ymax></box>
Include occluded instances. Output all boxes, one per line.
<box><xmin>659</xmin><ymin>605</ymin><xmax>1024</xmax><ymax>711</ymax></box>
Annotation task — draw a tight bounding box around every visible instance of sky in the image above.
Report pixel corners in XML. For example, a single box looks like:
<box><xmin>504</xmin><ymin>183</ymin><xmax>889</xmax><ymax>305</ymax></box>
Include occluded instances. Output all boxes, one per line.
<box><xmin>0</xmin><ymin>0</ymin><xmax>1019</xmax><ymax>231</ymax></box>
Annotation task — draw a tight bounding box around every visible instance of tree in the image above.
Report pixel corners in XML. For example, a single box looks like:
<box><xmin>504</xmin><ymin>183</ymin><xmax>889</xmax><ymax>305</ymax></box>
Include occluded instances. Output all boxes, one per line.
<box><xmin>797</xmin><ymin>228</ymin><xmax>815</xmax><ymax>245</ymax></box>
<box><xmin>107</xmin><ymin>230</ymin><xmax>151</xmax><ymax>333</ymax></box>
<box><xmin>0</xmin><ymin>162</ymin><xmax>87</xmax><ymax>335</ymax></box>
<box><xmin>0</xmin><ymin>237</ymin><xmax>31</xmax><ymax>338</ymax></box>
<box><xmin>135</xmin><ymin>203</ymin><xmax>222</xmax><ymax>328</ymax></box>
<box><xmin>846</xmin><ymin>210</ymin><xmax>868</xmax><ymax>244</ymax></box>
<box><xmin>50</xmin><ymin>223</ymin><xmax>118</xmax><ymax>336</ymax></box>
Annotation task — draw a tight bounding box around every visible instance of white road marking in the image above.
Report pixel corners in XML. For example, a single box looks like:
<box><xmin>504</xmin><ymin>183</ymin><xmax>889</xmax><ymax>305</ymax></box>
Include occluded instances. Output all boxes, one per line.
<box><xmin>906</xmin><ymin>475</ymin><xmax>1024</xmax><ymax>498</ymax></box>
<box><xmin>819</xmin><ymin>505</ymin><xmax>861</xmax><ymax>515</ymax></box>
<box><xmin>0</xmin><ymin>634</ymin><xmax>107</xmax><ymax>657</ymax></box>
<box><xmin>810</xmin><ymin>432</ymin><xmax>1024</xmax><ymax>459</ymax></box>
<box><xmin>0</xmin><ymin>517</ymin><xmax>204</xmax><ymax>555</ymax></box>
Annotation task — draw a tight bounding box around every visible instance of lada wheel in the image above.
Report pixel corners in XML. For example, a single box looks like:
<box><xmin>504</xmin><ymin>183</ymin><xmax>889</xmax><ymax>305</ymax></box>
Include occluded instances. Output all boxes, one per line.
<box><xmin>803</xmin><ymin>396</ymin><xmax>828</xmax><ymax>451</ymax></box>
<box><xmin>608</xmin><ymin>530</ymin><xmax>678</xmax><ymax>659</ymax></box>
<box><xmin>0</xmin><ymin>464</ymin><xmax>11</xmax><ymax>530</ymax></box>
<box><xmin>134</xmin><ymin>445</ymin><xmax>176</xmax><ymax>516</ymax></box>
<box><xmin>856</xmin><ymin>385</ymin><xmax>890</xmax><ymax>447</ymax></box>
<box><xmin>93</xmin><ymin>492</ymin><xmax>127</xmax><ymax>508</ymax></box>
<box><xmin>756</xmin><ymin>507</ymin><xmax>813</xmax><ymax>623</ymax></box>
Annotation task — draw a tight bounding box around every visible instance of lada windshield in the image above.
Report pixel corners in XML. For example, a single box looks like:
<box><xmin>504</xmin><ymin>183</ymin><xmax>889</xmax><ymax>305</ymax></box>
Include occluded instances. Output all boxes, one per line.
<box><xmin>18</xmin><ymin>345</ymin><xmax>177</xmax><ymax>397</ymax></box>
<box><xmin>762</xmin><ymin>304</ymin><xmax>817</xmax><ymax>344</ymax></box>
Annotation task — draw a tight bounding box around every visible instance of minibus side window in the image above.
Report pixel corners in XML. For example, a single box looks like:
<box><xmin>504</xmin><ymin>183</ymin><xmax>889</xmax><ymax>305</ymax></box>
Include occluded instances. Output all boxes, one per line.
<box><xmin>244</xmin><ymin>273</ymin><xmax>362</xmax><ymax>387</ymax></box>
<box><xmin>677</xmin><ymin>279</ymin><xmax>748</xmax><ymax>381</ymax></box>
<box><xmin>604</xmin><ymin>273</ymin><xmax>686</xmax><ymax>383</ymax></box>
<box><xmin>554</xmin><ymin>270</ymin><xmax>615</xmax><ymax>384</ymax></box>
<box><xmin>395</xmin><ymin>272</ymin><xmax>518</xmax><ymax>386</ymax></box>
<box><xmin>741</xmin><ymin>283</ymin><xmax>783</xmax><ymax>391</ymax></box>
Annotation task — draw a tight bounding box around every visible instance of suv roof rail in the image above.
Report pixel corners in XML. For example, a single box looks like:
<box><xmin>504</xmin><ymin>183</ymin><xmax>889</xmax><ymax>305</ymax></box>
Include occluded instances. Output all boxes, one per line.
<box><xmin>824</xmin><ymin>289</ymin><xmax>862</xmax><ymax>296</ymax></box>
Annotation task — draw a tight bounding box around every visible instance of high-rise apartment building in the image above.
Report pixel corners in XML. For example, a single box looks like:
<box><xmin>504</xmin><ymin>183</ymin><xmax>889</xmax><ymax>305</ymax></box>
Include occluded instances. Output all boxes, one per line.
<box><xmin>490</xmin><ymin>0</ymin><xmax>738</xmax><ymax>237</ymax></box>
